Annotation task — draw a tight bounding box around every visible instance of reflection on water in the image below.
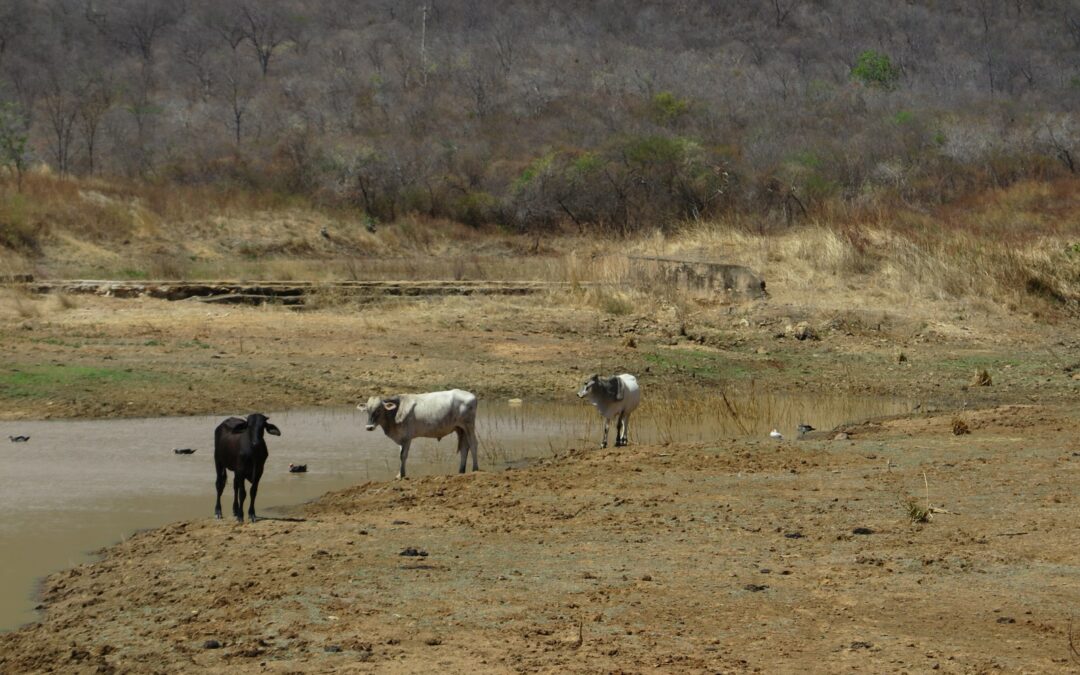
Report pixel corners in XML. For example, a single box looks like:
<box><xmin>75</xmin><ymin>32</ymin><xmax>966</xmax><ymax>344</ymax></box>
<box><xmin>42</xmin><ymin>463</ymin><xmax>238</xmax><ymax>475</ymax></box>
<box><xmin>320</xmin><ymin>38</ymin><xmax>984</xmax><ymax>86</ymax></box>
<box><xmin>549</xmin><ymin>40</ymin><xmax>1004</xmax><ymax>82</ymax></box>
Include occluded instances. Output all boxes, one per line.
<box><xmin>0</xmin><ymin>391</ymin><xmax>909</xmax><ymax>631</ymax></box>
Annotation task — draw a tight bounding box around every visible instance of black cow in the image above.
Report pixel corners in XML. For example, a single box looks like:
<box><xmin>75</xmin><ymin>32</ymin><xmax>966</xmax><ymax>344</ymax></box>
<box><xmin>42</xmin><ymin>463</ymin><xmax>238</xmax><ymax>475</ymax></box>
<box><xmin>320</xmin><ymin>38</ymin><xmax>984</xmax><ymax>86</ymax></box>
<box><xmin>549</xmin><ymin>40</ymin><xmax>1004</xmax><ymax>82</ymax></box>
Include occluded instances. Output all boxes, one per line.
<box><xmin>214</xmin><ymin>413</ymin><xmax>280</xmax><ymax>523</ymax></box>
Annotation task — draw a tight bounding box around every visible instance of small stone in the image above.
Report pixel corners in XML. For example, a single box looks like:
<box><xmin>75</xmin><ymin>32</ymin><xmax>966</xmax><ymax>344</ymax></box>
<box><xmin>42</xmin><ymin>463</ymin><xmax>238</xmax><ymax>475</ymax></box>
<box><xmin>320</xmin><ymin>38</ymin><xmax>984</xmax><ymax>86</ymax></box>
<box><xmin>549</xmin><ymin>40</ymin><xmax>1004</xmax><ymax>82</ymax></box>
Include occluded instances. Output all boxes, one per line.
<box><xmin>640</xmin><ymin>574</ymin><xmax>652</xmax><ymax>581</ymax></box>
<box><xmin>833</xmin><ymin>432</ymin><xmax>850</xmax><ymax>441</ymax></box>
<box><xmin>424</xmin><ymin>637</ymin><xmax>442</xmax><ymax>646</ymax></box>
<box><xmin>203</xmin><ymin>640</ymin><xmax>222</xmax><ymax>649</ymax></box>
<box><xmin>996</xmin><ymin>616</ymin><xmax>1016</xmax><ymax>624</ymax></box>
<box><xmin>743</xmin><ymin>583</ymin><xmax>768</xmax><ymax>592</ymax></box>
<box><xmin>852</xmin><ymin>527</ymin><xmax>874</xmax><ymax>535</ymax></box>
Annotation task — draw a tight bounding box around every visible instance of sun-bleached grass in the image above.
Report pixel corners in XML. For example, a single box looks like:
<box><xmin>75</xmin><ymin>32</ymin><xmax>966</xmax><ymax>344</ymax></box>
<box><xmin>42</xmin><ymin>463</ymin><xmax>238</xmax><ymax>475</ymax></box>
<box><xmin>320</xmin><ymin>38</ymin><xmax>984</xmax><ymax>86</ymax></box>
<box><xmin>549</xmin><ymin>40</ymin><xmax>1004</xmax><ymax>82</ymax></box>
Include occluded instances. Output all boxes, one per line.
<box><xmin>3</xmin><ymin>173</ymin><xmax>1077</xmax><ymax>319</ymax></box>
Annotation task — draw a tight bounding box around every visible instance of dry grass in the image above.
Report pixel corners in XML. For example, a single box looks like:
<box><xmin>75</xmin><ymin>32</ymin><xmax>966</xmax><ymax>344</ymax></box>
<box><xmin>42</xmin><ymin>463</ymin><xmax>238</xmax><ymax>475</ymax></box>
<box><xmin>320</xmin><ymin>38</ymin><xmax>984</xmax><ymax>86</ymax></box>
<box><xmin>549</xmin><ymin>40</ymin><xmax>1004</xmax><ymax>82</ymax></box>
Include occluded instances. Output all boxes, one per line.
<box><xmin>2</xmin><ymin>174</ymin><xmax>1078</xmax><ymax>321</ymax></box>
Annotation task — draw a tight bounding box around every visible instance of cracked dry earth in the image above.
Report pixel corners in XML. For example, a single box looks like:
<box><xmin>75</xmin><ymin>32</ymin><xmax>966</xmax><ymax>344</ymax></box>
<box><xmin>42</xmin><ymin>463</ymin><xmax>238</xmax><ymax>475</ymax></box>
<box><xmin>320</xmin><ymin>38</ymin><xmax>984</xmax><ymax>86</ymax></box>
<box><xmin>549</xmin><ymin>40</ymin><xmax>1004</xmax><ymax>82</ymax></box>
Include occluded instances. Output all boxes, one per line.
<box><xmin>2</xmin><ymin>404</ymin><xmax>1079</xmax><ymax>673</ymax></box>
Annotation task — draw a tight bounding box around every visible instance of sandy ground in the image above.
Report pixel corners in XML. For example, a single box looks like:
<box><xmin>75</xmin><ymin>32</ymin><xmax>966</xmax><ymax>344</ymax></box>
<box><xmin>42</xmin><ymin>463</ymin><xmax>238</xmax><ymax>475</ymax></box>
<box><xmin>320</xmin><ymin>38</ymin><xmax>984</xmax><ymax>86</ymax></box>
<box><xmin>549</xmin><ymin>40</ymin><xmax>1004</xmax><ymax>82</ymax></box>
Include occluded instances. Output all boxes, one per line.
<box><xmin>1</xmin><ymin>285</ymin><xmax>1080</xmax><ymax>672</ymax></box>
<box><xmin>1</xmin><ymin>404</ymin><xmax>1079</xmax><ymax>673</ymax></box>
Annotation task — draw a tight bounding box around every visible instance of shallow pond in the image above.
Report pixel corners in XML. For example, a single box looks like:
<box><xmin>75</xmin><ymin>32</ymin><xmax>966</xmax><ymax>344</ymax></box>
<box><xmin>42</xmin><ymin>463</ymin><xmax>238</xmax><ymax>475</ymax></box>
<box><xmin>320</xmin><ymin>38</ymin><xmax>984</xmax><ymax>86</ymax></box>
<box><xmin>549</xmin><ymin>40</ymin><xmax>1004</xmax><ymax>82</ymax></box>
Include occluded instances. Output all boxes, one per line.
<box><xmin>0</xmin><ymin>391</ymin><xmax>910</xmax><ymax>630</ymax></box>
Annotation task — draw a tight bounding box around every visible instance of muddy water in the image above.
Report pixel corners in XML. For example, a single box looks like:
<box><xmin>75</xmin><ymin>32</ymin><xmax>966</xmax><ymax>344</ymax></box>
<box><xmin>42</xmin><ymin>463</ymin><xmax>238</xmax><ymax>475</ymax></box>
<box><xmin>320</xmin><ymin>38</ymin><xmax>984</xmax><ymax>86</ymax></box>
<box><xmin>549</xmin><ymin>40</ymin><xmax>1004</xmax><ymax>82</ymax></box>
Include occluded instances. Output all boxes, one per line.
<box><xmin>0</xmin><ymin>392</ymin><xmax>910</xmax><ymax>631</ymax></box>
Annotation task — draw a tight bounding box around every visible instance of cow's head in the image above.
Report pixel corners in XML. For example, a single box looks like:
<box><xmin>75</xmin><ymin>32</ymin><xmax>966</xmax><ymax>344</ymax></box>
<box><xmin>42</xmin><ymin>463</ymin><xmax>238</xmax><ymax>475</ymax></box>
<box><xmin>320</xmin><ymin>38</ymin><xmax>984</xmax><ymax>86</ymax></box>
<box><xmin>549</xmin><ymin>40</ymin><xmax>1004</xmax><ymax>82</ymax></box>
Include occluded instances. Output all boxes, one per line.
<box><xmin>233</xmin><ymin>413</ymin><xmax>281</xmax><ymax>442</ymax></box>
<box><xmin>577</xmin><ymin>374</ymin><xmax>600</xmax><ymax>399</ymax></box>
<box><xmin>578</xmin><ymin>374</ymin><xmax>624</xmax><ymax>401</ymax></box>
<box><xmin>361</xmin><ymin>396</ymin><xmax>399</xmax><ymax>431</ymax></box>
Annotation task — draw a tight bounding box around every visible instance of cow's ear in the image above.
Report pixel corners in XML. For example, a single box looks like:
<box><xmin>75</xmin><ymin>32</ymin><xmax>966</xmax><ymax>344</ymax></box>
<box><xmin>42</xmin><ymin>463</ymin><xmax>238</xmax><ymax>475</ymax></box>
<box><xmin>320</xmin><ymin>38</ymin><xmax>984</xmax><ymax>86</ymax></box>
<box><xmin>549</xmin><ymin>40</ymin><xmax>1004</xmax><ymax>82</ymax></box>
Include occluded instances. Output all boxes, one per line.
<box><xmin>233</xmin><ymin>421</ymin><xmax>249</xmax><ymax>432</ymax></box>
<box><xmin>383</xmin><ymin>400</ymin><xmax>398</xmax><ymax>412</ymax></box>
<box><xmin>265</xmin><ymin>423</ymin><xmax>281</xmax><ymax>436</ymax></box>
<box><xmin>614</xmin><ymin>377</ymin><xmax>625</xmax><ymax>401</ymax></box>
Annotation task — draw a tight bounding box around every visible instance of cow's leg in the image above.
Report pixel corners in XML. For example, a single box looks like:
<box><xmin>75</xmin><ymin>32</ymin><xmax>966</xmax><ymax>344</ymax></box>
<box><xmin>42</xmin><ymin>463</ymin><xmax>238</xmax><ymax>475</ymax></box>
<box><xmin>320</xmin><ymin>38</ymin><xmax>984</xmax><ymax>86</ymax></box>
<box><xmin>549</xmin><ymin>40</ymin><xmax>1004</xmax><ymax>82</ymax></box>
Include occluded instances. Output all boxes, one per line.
<box><xmin>614</xmin><ymin>412</ymin><xmax>626</xmax><ymax>447</ymax></box>
<box><xmin>248</xmin><ymin>464</ymin><xmax>264</xmax><ymax>523</ymax></box>
<box><xmin>601</xmin><ymin>418</ymin><xmax>610</xmax><ymax>449</ymax></box>
<box><xmin>214</xmin><ymin>465</ymin><xmax>227</xmax><ymax>519</ymax></box>
<box><xmin>397</xmin><ymin>439</ymin><xmax>411</xmax><ymax>479</ymax></box>
<box><xmin>233</xmin><ymin>473</ymin><xmax>246</xmax><ymax>523</ymax></box>
<box><xmin>622</xmin><ymin>413</ymin><xmax>632</xmax><ymax>446</ymax></box>
<box><xmin>456</xmin><ymin>429</ymin><xmax>468</xmax><ymax>474</ymax></box>
<box><xmin>469</xmin><ymin>428</ymin><xmax>480</xmax><ymax>471</ymax></box>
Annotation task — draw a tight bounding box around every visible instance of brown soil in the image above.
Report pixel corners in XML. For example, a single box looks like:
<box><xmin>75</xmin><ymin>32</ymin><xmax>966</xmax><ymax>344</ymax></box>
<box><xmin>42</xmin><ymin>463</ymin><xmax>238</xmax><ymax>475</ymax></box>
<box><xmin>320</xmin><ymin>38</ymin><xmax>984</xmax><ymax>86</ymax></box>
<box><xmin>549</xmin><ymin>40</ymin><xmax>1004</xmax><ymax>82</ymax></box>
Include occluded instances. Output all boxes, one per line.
<box><xmin>2</xmin><ymin>282</ymin><xmax>1080</xmax><ymax>672</ymax></box>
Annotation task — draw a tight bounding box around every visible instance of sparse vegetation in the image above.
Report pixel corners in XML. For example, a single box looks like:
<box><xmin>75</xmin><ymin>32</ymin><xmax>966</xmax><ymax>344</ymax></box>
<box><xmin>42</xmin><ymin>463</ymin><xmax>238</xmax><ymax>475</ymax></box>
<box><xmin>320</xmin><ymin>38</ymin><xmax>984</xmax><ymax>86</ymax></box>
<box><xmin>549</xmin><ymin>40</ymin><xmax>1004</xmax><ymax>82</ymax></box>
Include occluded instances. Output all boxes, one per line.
<box><xmin>0</xmin><ymin>2</ymin><xmax>1078</xmax><ymax>234</ymax></box>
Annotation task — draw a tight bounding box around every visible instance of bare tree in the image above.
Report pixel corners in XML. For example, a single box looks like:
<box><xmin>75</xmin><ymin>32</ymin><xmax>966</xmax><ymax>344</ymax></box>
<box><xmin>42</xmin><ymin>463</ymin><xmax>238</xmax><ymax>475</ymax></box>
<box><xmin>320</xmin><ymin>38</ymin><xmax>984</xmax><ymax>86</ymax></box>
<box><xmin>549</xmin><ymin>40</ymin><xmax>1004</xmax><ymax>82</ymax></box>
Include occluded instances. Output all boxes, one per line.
<box><xmin>85</xmin><ymin>0</ymin><xmax>185</xmax><ymax>63</ymax></box>
<box><xmin>772</xmin><ymin>0</ymin><xmax>801</xmax><ymax>29</ymax></box>
<box><xmin>76</xmin><ymin>74</ymin><xmax>113</xmax><ymax>174</ymax></box>
<box><xmin>41</xmin><ymin>71</ymin><xmax>79</xmax><ymax>175</ymax></box>
<box><xmin>239</xmin><ymin>3</ymin><xmax>290</xmax><ymax>76</ymax></box>
<box><xmin>0</xmin><ymin>0</ymin><xmax>28</xmax><ymax>67</ymax></box>
<box><xmin>177</xmin><ymin>25</ymin><xmax>216</xmax><ymax>101</ymax></box>
<box><xmin>219</xmin><ymin>54</ymin><xmax>257</xmax><ymax>145</ymax></box>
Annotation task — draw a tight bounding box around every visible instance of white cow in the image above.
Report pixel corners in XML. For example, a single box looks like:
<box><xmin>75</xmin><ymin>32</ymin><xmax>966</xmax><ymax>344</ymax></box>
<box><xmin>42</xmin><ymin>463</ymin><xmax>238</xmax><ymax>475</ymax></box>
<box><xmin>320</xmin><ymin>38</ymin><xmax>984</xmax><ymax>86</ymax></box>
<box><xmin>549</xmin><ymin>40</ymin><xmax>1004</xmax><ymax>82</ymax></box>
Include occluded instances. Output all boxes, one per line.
<box><xmin>360</xmin><ymin>389</ymin><xmax>479</xmax><ymax>479</ymax></box>
<box><xmin>577</xmin><ymin>373</ymin><xmax>641</xmax><ymax>448</ymax></box>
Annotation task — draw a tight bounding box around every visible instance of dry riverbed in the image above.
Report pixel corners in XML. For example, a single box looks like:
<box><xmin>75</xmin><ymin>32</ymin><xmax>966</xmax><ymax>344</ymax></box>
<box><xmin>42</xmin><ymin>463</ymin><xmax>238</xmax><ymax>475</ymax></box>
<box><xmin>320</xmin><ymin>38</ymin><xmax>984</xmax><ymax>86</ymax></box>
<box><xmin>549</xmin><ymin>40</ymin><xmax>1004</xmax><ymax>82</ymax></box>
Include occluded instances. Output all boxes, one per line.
<box><xmin>1</xmin><ymin>404</ymin><xmax>1079</xmax><ymax>672</ymax></box>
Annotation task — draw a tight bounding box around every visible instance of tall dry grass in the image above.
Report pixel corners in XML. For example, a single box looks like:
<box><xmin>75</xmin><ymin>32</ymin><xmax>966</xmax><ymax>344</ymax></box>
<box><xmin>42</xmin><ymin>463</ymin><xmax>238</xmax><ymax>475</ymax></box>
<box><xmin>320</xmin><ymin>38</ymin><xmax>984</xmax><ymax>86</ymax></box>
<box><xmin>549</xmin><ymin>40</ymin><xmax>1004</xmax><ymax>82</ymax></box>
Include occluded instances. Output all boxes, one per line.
<box><xmin>2</xmin><ymin>173</ymin><xmax>1077</xmax><ymax>319</ymax></box>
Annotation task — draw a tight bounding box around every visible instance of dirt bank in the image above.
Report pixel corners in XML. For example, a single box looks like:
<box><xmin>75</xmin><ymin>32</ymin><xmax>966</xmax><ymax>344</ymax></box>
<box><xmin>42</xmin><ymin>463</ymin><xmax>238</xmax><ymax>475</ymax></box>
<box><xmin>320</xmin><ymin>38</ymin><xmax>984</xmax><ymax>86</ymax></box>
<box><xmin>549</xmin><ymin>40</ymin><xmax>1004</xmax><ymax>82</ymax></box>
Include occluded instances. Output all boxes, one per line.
<box><xmin>1</xmin><ymin>288</ymin><xmax>1077</xmax><ymax>422</ymax></box>
<box><xmin>2</xmin><ymin>404</ymin><xmax>1079</xmax><ymax>672</ymax></box>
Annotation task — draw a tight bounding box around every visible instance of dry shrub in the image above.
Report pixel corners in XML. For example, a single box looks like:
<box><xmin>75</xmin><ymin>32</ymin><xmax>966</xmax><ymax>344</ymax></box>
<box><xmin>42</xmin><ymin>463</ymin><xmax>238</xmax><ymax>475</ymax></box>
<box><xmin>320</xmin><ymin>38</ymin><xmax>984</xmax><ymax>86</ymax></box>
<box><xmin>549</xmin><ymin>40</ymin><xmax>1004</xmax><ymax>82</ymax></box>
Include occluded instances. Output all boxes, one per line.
<box><xmin>2</xmin><ymin>287</ymin><xmax>41</xmax><ymax>319</ymax></box>
<box><xmin>147</xmin><ymin>253</ymin><xmax>190</xmax><ymax>280</ymax></box>
<box><xmin>50</xmin><ymin>293</ymin><xmax>78</xmax><ymax>311</ymax></box>
<box><xmin>970</xmin><ymin>369</ymin><xmax>992</xmax><ymax>387</ymax></box>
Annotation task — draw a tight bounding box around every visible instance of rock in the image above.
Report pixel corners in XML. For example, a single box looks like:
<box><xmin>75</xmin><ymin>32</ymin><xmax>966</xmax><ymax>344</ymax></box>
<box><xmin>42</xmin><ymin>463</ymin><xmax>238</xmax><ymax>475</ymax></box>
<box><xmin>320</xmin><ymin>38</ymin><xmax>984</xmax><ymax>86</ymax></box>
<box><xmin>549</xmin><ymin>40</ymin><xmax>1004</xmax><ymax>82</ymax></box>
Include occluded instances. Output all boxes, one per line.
<box><xmin>424</xmin><ymin>637</ymin><xmax>442</xmax><ymax>646</ymax></box>
<box><xmin>852</xmin><ymin>527</ymin><xmax>874</xmax><ymax>535</ymax></box>
<box><xmin>324</xmin><ymin>645</ymin><xmax>342</xmax><ymax>653</ymax></box>
<box><xmin>399</xmin><ymin>547</ymin><xmax>428</xmax><ymax>557</ymax></box>
<box><xmin>833</xmin><ymin>432</ymin><xmax>850</xmax><ymax>441</ymax></box>
<box><xmin>784</xmin><ymin>532</ymin><xmax>804</xmax><ymax>539</ymax></box>
<box><xmin>971</xmin><ymin>369</ymin><xmax>992</xmax><ymax>386</ymax></box>
<box><xmin>203</xmin><ymin>640</ymin><xmax>222</xmax><ymax>649</ymax></box>
<box><xmin>743</xmin><ymin>583</ymin><xmax>768</xmax><ymax>592</ymax></box>
<box><xmin>996</xmin><ymin>616</ymin><xmax>1016</xmax><ymax>624</ymax></box>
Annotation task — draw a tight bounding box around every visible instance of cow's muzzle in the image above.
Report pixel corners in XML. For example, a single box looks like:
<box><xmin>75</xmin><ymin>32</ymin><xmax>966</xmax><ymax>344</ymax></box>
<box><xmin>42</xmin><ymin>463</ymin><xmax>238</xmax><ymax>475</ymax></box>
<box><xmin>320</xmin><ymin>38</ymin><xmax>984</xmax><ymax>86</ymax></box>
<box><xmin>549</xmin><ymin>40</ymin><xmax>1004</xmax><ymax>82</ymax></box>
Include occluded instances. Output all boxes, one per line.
<box><xmin>365</xmin><ymin>424</ymin><xmax>376</xmax><ymax>431</ymax></box>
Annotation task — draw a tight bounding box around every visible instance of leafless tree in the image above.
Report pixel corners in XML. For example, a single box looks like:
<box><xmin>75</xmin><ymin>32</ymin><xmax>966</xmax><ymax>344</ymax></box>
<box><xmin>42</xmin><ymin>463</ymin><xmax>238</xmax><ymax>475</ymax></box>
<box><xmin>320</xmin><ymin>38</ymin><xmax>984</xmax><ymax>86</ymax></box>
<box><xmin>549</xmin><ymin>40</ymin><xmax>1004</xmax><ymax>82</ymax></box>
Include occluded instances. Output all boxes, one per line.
<box><xmin>41</xmin><ymin>71</ymin><xmax>79</xmax><ymax>175</ymax></box>
<box><xmin>85</xmin><ymin>0</ymin><xmax>185</xmax><ymax>63</ymax></box>
<box><xmin>219</xmin><ymin>53</ymin><xmax>257</xmax><ymax>145</ymax></box>
<box><xmin>239</xmin><ymin>2</ymin><xmax>290</xmax><ymax>76</ymax></box>
<box><xmin>76</xmin><ymin>73</ymin><xmax>113</xmax><ymax>174</ymax></box>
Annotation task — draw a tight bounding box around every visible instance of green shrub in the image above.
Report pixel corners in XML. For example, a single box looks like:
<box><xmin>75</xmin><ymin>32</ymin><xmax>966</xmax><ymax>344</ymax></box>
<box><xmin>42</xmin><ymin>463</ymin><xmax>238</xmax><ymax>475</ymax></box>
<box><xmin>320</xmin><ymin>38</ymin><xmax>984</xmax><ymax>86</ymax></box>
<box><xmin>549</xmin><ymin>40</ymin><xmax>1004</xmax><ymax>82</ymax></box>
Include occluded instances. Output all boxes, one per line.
<box><xmin>852</xmin><ymin>50</ymin><xmax>900</xmax><ymax>89</ymax></box>
<box><xmin>650</xmin><ymin>91</ymin><xmax>690</xmax><ymax>125</ymax></box>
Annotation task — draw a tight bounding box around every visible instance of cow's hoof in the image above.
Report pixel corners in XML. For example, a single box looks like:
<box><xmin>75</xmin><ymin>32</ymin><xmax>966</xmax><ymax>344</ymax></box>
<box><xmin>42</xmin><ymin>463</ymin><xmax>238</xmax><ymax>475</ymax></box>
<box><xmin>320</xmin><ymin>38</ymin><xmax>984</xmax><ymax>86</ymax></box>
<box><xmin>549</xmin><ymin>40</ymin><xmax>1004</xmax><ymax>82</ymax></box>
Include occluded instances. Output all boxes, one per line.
<box><xmin>214</xmin><ymin>513</ymin><xmax>222</xmax><ymax>520</ymax></box>
<box><xmin>249</xmin><ymin>516</ymin><xmax>258</xmax><ymax>523</ymax></box>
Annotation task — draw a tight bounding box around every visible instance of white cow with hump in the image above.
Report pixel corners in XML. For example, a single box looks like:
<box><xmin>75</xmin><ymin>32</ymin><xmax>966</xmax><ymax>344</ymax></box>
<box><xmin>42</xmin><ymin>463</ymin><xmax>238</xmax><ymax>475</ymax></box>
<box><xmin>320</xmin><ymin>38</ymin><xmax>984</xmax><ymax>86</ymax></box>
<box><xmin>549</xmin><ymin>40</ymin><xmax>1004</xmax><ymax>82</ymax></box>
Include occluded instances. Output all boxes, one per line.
<box><xmin>577</xmin><ymin>373</ymin><xmax>641</xmax><ymax>448</ymax></box>
<box><xmin>360</xmin><ymin>389</ymin><xmax>479</xmax><ymax>479</ymax></box>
